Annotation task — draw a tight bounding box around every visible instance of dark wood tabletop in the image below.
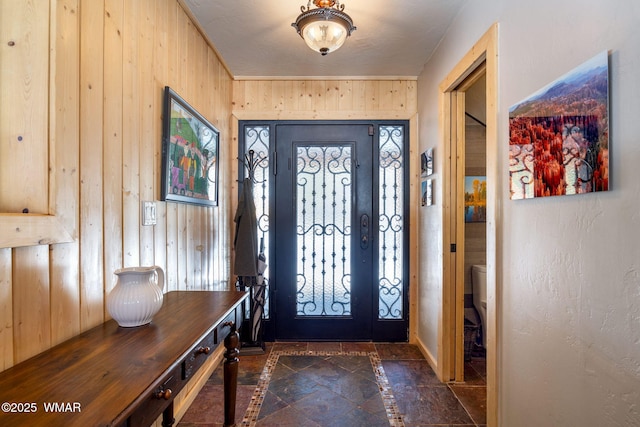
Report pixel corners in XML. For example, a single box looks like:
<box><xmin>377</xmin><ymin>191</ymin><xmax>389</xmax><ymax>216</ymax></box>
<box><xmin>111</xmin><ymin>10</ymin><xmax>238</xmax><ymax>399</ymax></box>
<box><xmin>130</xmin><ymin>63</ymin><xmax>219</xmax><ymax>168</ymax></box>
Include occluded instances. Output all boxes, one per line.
<box><xmin>0</xmin><ymin>290</ymin><xmax>248</xmax><ymax>427</ymax></box>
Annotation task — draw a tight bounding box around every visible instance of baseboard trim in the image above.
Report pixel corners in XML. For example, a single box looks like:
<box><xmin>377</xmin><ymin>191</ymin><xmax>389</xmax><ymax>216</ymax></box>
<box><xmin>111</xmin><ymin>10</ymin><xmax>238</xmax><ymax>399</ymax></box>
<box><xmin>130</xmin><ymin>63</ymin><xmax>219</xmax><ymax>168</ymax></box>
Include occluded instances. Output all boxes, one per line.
<box><xmin>414</xmin><ymin>335</ymin><xmax>438</xmax><ymax>373</ymax></box>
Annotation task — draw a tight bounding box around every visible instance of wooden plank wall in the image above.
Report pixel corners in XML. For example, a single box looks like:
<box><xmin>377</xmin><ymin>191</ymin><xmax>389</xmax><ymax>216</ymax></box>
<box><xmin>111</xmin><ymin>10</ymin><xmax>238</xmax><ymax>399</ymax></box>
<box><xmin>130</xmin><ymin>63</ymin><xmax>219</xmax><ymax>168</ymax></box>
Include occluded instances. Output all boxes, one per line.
<box><xmin>232</xmin><ymin>80</ymin><xmax>417</xmax><ymax>120</ymax></box>
<box><xmin>0</xmin><ymin>0</ymin><xmax>232</xmax><ymax>371</ymax></box>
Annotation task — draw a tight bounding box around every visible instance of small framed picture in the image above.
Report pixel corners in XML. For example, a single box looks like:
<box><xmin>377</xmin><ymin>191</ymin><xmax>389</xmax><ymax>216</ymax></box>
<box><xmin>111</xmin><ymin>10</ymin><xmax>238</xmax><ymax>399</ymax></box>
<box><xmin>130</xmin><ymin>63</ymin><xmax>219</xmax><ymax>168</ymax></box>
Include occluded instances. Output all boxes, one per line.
<box><xmin>422</xmin><ymin>179</ymin><xmax>433</xmax><ymax>207</ymax></box>
<box><xmin>421</xmin><ymin>148</ymin><xmax>434</xmax><ymax>178</ymax></box>
<box><xmin>464</xmin><ymin>176</ymin><xmax>486</xmax><ymax>222</ymax></box>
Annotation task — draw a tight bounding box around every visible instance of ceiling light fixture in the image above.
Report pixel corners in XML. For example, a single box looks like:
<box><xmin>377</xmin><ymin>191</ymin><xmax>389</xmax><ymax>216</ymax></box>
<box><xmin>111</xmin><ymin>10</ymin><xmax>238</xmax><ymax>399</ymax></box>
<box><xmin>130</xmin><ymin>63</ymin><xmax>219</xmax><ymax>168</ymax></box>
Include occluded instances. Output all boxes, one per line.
<box><xmin>292</xmin><ymin>0</ymin><xmax>356</xmax><ymax>56</ymax></box>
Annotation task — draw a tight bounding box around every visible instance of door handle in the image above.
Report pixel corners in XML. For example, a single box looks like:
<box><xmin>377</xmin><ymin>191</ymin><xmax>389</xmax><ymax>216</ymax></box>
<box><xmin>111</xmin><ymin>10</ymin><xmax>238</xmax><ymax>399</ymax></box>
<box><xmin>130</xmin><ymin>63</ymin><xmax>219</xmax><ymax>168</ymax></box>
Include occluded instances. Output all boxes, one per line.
<box><xmin>360</xmin><ymin>214</ymin><xmax>369</xmax><ymax>249</ymax></box>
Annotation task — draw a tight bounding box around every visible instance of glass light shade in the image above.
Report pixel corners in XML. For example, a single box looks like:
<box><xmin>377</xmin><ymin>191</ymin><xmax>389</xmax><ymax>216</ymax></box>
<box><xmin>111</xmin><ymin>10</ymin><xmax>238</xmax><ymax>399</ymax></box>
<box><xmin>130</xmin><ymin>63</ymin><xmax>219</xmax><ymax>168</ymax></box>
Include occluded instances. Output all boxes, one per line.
<box><xmin>292</xmin><ymin>4</ymin><xmax>356</xmax><ymax>56</ymax></box>
<box><xmin>302</xmin><ymin>20</ymin><xmax>348</xmax><ymax>55</ymax></box>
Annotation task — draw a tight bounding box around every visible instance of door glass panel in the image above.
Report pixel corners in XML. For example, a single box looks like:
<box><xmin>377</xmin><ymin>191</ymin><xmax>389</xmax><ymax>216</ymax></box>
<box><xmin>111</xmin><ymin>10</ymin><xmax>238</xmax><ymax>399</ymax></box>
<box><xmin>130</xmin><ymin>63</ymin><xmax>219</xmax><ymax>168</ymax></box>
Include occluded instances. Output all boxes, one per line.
<box><xmin>378</xmin><ymin>126</ymin><xmax>404</xmax><ymax>319</ymax></box>
<box><xmin>296</xmin><ymin>144</ymin><xmax>352</xmax><ymax>317</ymax></box>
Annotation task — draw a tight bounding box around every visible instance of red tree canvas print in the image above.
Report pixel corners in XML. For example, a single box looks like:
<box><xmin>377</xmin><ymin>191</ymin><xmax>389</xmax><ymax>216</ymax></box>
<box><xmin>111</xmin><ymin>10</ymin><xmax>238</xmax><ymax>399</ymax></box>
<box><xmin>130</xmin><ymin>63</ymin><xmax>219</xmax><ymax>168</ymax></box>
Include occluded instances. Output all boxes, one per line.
<box><xmin>509</xmin><ymin>51</ymin><xmax>609</xmax><ymax>200</ymax></box>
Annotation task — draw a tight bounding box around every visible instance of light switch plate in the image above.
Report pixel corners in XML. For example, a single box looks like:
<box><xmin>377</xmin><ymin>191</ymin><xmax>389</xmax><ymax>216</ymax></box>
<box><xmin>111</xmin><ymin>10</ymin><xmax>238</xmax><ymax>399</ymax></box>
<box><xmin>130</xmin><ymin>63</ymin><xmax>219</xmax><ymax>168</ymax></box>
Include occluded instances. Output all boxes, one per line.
<box><xmin>142</xmin><ymin>201</ymin><xmax>157</xmax><ymax>226</ymax></box>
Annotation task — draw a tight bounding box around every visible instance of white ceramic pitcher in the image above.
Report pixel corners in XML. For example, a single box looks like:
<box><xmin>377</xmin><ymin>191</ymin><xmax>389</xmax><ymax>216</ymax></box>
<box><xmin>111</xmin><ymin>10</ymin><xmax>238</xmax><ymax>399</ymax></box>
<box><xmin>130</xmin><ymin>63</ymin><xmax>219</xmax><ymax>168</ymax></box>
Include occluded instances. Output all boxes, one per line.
<box><xmin>107</xmin><ymin>266</ymin><xmax>165</xmax><ymax>327</ymax></box>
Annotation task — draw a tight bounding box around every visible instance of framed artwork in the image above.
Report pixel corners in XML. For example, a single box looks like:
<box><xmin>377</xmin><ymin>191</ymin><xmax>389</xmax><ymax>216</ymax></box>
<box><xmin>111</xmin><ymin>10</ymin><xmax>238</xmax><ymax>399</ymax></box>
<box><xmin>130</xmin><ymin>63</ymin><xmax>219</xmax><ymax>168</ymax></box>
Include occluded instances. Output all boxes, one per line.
<box><xmin>421</xmin><ymin>148</ymin><xmax>434</xmax><ymax>178</ymax></box>
<box><xmin>421</xmin><ymin>179</ymin><xmax>433</xmax><ymax>207</ymax></box>
<box><xmin>465</xmin><ymin>176</ymin><xmax>486</xmax><ymax>222</ymax></box>
<box><xmin>509</xmin><ymin>51</ymin><xmax>609</xmax><ymax>200</ymax></box>
<box><xmin>420</xmin><ymin>148</ymin><xmax>435</xmax><ymax>207</ymax></box>
<box><xmin>161</xmin><ymin>86</ymin><xmax>219</xmax><ymax>206</ymax></box>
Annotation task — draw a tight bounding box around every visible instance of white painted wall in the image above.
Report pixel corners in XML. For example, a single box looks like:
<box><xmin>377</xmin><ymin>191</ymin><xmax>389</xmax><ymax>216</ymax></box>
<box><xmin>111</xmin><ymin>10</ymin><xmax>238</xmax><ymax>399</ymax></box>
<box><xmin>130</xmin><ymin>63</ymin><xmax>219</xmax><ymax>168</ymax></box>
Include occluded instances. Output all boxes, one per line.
<box><xmin>417</xmin><ymin>0</ymin><xmax>640</xmax><ymax>425</ymax></box>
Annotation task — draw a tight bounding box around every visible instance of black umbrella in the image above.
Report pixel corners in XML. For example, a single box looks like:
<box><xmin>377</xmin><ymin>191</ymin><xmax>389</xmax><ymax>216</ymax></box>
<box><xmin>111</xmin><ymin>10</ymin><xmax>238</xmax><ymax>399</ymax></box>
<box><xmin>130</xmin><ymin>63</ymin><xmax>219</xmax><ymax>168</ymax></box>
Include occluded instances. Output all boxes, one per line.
<box><xmin>251</xmin><ymin>238</ymin><xmax>267</xmax><ymax>343</ymax></box>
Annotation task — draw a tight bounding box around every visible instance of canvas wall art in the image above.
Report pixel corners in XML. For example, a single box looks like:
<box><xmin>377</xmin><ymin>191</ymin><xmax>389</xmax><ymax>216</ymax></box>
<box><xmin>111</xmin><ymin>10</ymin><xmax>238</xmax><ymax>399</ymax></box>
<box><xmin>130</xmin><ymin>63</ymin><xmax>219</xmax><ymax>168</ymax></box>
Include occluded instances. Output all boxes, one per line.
<box><xmin>421</xmin><ymin>179</ymin><xmax>433</xmax><ymax>207</ymax></box>
<box><xmin>465</xmin><ymin>176</ymin><xmax>486</xmax><ymax>222</ymax></box>
<box><xmin>420</xmin><ymin>148</ymin><xmax>434</xmax><ymax>207</ymax></box>
<box><xmin>421</xmin><ymin>148</ymin><xmax>434</xmax><ymax>178</ymax></box>
<box><xmin>508</xmin><ymin>51</ymin><xmax>609</xmax><ymax>200</ymax></box>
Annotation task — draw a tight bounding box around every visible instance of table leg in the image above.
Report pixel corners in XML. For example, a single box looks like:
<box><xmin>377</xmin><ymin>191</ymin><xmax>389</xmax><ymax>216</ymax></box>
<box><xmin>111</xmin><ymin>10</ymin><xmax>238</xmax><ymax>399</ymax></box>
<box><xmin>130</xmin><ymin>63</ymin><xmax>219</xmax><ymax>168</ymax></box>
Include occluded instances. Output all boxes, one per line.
<box><xmin>223</xmin><ymin>322</ymin><xmax>240</xmax><ymax>427</ymax></box>
<box><xmin>161</xmin><ymin>402</ymin><xmax>175</xmax><ymax>427</ymax></box>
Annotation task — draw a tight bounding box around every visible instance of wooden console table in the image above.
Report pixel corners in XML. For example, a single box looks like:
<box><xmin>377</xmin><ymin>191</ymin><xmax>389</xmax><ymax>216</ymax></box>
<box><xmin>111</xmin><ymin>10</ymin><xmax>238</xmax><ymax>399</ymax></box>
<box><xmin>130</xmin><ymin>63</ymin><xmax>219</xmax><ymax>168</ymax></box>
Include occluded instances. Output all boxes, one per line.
<box><xmin>0</xmin><ymin>290</ymin><xmax>248</xmax><ymax>427</ymax></box>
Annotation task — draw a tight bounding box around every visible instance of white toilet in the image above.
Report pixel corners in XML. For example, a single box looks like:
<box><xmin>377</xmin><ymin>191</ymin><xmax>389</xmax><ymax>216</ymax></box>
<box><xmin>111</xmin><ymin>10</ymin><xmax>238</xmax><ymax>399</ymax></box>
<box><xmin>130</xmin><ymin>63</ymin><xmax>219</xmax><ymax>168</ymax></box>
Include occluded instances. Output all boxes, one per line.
<box><xmin>471</xmin><ymin>264</ymin><xmax>487</xmax><ymax>348</ymax></box>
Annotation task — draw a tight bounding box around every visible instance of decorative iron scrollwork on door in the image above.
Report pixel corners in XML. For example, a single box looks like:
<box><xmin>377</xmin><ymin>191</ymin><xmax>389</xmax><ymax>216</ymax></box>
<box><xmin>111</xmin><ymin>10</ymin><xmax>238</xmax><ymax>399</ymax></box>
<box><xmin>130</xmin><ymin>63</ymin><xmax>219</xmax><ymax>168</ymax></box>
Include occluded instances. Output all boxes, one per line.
<box><xmin>378</xmin><ymin>125</ymin><xmax>405</xmax><ymax>320</ymax></box>
<box><xmin>296</xmin><ymin>144</ymin><xmax>352</xmax><ymax>317</ymax></box>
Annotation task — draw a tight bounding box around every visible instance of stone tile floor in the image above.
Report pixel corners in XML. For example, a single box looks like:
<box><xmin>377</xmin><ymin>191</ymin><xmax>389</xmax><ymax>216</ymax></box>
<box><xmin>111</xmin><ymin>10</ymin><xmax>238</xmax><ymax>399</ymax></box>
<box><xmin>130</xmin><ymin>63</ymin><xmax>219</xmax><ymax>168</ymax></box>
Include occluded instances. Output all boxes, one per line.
<box><xmin>178</xmin><ymin>342</ymin><xmax>486</xmax><ymax>427</ymax></box>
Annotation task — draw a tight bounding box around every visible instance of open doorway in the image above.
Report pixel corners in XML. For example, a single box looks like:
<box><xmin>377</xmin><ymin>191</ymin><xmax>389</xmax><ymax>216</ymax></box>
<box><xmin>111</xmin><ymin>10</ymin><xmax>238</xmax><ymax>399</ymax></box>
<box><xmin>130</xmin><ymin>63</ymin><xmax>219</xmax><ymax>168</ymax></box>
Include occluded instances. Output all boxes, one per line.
<box><xmin>439</xmin><ymin>24</ymin><xmax>498</xmax><ymax>426</ymax></box>
<box><xmin>463</xmin><ymin>74</ymin><xmax>488</xmax><ymax>370</ymax></box>
<box><xmin>443</xmin><ymin>63</ymin><xmax>487</xmax><ymax>381</ymax></box>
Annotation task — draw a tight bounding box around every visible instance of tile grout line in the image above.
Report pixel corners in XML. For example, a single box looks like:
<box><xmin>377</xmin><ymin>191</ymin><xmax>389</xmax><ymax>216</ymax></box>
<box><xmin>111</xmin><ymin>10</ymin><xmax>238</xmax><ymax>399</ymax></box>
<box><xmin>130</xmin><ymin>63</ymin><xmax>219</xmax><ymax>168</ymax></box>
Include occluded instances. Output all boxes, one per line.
<box><xmin>240</xmin><ymin>350</ymin><xmax>280</xmax><ymax>427</ymax></box>
<box><xmin>447</xmin><ymin>360</ymin><xmax>487</xmax><ymax>427</ymax></box>
<box><xmin>240</xmin><ymin>349</ymin><xmax>406</xmax><ymax>427</ymax></box>
<box><xmin>447</xmin><ymin>382</ymin><xmax>481</xmax><ymax>427</ymax></box>
<box><xmin>369</xmin><ymin>351</ymin><xmax>406</xmax><ymax>427</ymax></box>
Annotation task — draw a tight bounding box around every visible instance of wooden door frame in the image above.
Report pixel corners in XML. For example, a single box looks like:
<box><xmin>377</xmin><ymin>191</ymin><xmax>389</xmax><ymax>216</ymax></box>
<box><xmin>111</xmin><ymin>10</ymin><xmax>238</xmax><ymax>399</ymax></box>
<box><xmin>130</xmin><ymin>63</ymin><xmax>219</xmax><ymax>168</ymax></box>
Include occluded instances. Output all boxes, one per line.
<box><xmin>439</xmin><ymin>23</ymin><xmax>498</xmax><ymax>426</ymax></box>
